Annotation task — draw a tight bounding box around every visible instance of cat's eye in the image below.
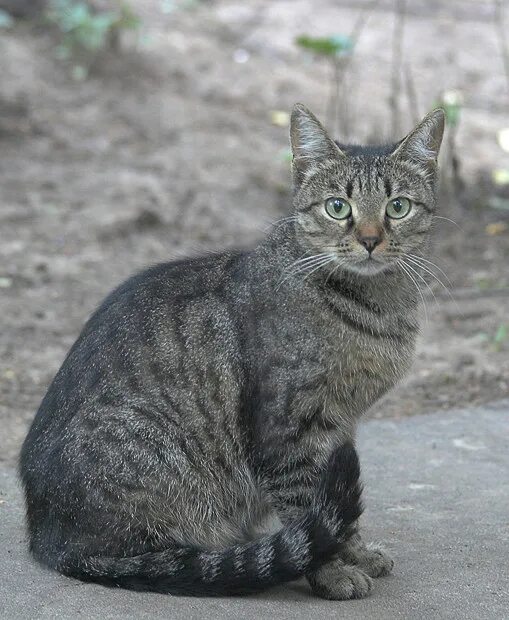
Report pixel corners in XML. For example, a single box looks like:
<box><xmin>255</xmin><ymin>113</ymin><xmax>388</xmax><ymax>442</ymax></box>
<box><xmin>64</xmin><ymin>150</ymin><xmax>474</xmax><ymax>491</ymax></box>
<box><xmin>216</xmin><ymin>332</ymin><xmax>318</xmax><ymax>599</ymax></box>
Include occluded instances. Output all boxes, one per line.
<box><xmin>386</xmin><ymin>197</ymin><xmax>412</xmax><ymax>219</ymax></box>
<box><xmin>325</xmin><ymin>197</ymin><xmax>352</xmax><ymax>220</ymax></box>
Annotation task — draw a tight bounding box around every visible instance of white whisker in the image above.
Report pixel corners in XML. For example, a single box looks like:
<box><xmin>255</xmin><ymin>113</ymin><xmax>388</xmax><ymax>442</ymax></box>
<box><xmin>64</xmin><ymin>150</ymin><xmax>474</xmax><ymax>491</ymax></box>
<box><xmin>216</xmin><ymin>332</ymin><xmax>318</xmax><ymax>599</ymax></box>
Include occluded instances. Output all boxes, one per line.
<box><xmin>400</xmin><ymin>258</ymin><xmax>439</xmax><ymax>308</ymax></box>
<box><xmin>285</xmin><ymin>255</ymin><xmax>333</xmax><ymax>275</ymax></box>
<box><xmin>397</xmin><ymin>261</ymin><xmax>429</xmax><ymax>324</ymax></box>
<box><xmin>302</xmin><ymin>256</ymin><xmax>336</xmax><ymax>282</ymax></box>
<box><xmin>325</xmin><ymin>257</ymin><xmax>348</xmax><ymax>285</ymax></box>
<box><xmin>406</xmin><ymin>253</ymin><xmax>454</xmax><ymax>288</ymax></box>
<box><xmin>263</xmin><ymin>215</ymin><xmax>299</xmax><ymax>233</ymax></box>
<box><xmin>277</xmin><ymin>254</ymin><xmax>335</xmax><ymax>290</ymax></box>
<box><xmin>432</xmin><ymin>215</ymin><xmax>462</xmax><ymax>231</ymax></box>
<box><xmin>403</xmin><ymin>253</ymin><xmax>462</xmax><ymax>315</ymax></box>
<box><xmin>291</xmin><ymin>253</ymin><xmax>330</xmax><ymax>267</ymax></box>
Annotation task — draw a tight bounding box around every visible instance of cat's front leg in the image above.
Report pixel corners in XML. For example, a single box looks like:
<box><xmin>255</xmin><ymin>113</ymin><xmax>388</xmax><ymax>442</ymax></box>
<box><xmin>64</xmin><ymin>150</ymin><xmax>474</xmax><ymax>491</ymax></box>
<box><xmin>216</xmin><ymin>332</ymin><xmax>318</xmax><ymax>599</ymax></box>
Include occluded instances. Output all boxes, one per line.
<box><xmin>305</xmin><ymin>525</ymin><xmax>393</xmax><ymax>600</ymax></box>
<box><xmin>330</xmin><ymin>426</ymin><xmax>394</xmax><ymax>579</ymax></box>
<box><xmin>267</xmin><ymin>467</ymin><xmax>376</xmax><ymax>601</ymax></box>
<box><xmin>337</xmin><ymin>530</ymin><xmax>394</xmax><ymax>578</ymax></box>
<box><xmin>307</xmin><ymin>557</ymin><xmax>373</xmax><ymax>600</ymax></box>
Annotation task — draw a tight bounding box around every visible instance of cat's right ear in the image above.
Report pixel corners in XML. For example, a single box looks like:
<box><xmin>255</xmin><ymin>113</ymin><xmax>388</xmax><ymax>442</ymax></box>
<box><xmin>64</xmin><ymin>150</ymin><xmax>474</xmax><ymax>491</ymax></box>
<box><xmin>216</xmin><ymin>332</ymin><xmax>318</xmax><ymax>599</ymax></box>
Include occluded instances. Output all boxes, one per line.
<box><xmin>391</xmin><ymin>108</ymin><xmax>445</xmax><ymax>172</ymax></box>
<box><xmin>290</xmin><ymin>103</ymin><xmax>345</xmax><ymax>186</ymax></box>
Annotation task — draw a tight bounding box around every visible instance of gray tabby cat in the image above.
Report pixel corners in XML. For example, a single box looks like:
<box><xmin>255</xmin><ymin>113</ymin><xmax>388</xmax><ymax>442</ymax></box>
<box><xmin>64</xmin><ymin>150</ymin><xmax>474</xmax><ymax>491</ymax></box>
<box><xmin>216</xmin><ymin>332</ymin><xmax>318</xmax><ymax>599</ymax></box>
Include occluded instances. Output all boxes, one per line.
<box><xmin>20</xmin><ymin>104</ymin><xmax>444</xmax><ymax>599</ymax></box>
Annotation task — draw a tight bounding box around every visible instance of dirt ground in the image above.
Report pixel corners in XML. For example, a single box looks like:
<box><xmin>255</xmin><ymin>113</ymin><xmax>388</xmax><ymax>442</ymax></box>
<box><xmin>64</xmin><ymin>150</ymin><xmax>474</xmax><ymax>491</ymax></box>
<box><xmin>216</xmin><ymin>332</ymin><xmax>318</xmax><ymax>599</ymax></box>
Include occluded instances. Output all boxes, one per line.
<box><xmin>1</xmin><ymin>0</ymin><xmax>508</xmax><ymax>465</ymax></box>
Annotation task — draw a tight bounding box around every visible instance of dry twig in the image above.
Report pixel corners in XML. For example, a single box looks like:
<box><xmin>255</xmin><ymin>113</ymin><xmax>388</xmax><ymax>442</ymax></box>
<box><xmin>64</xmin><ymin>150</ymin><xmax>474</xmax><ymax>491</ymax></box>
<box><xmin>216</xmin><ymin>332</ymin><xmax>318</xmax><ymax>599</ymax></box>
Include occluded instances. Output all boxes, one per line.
<box><xmin>389</xmin><ymin>0</ymin><xmax>407</xmax><ymax>138</ymax></box>
<box><xmin>494</xmin><ymin>0</ymin><xmax>509</xmax><ymax>95</ymax></box>
<box><xmin>404</xmin><ymin>62</ymin><xmax>420</xmax><ymax>125</ymax></box>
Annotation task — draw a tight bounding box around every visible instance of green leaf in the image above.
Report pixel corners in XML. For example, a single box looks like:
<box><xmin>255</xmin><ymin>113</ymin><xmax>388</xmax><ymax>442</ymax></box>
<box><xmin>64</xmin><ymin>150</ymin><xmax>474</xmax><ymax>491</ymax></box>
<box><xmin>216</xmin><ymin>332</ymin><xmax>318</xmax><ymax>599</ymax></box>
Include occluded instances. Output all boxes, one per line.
<box><xmin>494</xmin><ymin>324</ymin><xmax>508</xmax><ymax>344</ymax></box>
<box><xmin>295</xmin><ymin>34</ymin><xmax>353</xmax><ymax>57</ymax></box>
<box><xmin>330</xmin><ymin>34</ymin><xmax>354</xmax><ymax>53</ymax></box>
<box><xmin>443</xmin><ymin>104</ymin><xmax>461</xmax><ymax>127</ymax></box>
<box><xmin>61</xmin><ymin>4</ymin><xmax>90</xmax><ymax>31</ymax></box>
<box><xmin>47</xmin><ymin>0</ymin><xmax>142</xmax><ymax>66</ymax></box>
<box><xmin>434</xmin><ymin>90</ymin><xmax>463</xmax><ymax>128</ymax></box>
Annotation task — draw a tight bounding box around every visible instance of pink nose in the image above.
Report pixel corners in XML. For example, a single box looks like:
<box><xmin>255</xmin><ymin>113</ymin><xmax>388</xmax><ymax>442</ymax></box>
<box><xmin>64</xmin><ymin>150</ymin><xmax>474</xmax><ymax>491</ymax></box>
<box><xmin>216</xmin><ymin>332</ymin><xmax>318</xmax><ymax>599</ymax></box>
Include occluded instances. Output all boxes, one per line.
<box><xmin>358</xmin><ymin>235</ymin><xmax>382</xmax><ymax>254</ymax></box>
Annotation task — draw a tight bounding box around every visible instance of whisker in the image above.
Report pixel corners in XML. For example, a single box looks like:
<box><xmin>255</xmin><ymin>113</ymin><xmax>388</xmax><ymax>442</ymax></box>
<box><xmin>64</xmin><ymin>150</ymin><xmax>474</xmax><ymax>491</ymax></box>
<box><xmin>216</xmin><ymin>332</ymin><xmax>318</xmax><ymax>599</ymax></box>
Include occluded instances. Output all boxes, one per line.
<box><xmin>432</xmin><ymin>215</ymin><xmax>462</xmax><ymax>231</ymax></box>
<box><xmin>262</xmin><ymin>215</ymin><xmax>299</xmax><ymax>233</ymax></box>
<box><xmin>403</xmin><ymin>254</ymin><xmax>462</xmax><ymax>315</ymax></box>
<box><xmin>280</xmin><ymin>254</ymin><xmax>330</xmax><ymax>280</ymax></box>
<box><xmin>286</xmin><ymin>248</ymin><xmax>347</xmax><ymax>272</ymax></box>
<box><xmin>397</xmin><ymin>261</ymin><xmax>429</xmax><ymax>324</ymax></box>
<box><xmin>277</xmin><ymin>254</ymin><xmax>335</xmax><ymax>289</ymax></box>
<box><xmin>400</xmin><ymin>258</ymin><xmax>440</xmax><ymax>308</ymax></box>
<box><xmin>325</xmin><ymin>258</ymin><xmax>346</xmax><ymax>285</ymax></box>
<box><xmin>406</xmin><ymin>253</ymin><xmax>455</xmax><ymax>288</ymax></box>
<box><xmin>403</xmin><ymin>256</ymin><xmax>449</xmax><ymax>292</ymax></box>
<box><xmin>302</xmin><ymin>256</ymin><xmax>337</xmax><ymax>282</ymax></box>
<box><xmin>285</xmin><ymin>255</ymin><xmax>333</xmax><ymax>276</ymax></box>
<box><xmin>291</xmin><ymin>253</ymin><xmax>330</xmax><ymax>267</ymax></box>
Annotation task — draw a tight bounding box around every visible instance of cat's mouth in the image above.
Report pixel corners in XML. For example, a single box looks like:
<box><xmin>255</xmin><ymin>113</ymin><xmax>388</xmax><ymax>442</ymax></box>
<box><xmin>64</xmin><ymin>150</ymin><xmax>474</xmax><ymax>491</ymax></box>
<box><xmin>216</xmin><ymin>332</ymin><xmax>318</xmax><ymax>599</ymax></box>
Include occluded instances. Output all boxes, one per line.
<box><xmin>344</xmin><ymin>255</ymin><xmax>390</xmax><ymax>276</ymax></box>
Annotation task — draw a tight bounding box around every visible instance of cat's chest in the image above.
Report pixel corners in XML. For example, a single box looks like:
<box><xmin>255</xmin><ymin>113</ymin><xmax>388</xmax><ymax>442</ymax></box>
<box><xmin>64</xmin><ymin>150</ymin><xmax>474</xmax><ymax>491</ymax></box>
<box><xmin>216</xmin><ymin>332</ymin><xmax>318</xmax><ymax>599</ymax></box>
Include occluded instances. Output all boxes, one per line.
<box><xmin>322</xmin><ymin>319</ymin><xmax>415</xmax><ymax>415</ymax></box>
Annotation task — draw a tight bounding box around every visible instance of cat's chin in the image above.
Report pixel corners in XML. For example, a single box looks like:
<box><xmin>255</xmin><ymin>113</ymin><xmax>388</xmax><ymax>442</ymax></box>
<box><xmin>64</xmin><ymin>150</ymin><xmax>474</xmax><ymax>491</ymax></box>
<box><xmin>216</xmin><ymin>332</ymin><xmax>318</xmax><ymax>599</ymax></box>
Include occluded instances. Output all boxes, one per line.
<box><xmin>339</xmin><ymin>258</ymin><xmax>391</xmax><ymax>277</ymax></box>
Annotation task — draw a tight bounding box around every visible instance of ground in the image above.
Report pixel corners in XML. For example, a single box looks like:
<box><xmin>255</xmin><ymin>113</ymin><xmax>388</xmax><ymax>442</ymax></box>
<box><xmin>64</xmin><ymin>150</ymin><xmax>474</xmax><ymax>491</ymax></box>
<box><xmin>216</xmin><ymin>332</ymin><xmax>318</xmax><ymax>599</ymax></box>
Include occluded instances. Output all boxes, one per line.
<box><xmin>1</xmin><ymin>0</ymin><xmax>508</xmax><ymax>465</ymax></box>
<box><xmin>2</xmin><ymin>403</ymin><xmax>508</xmax><ymax>618</ymax></box>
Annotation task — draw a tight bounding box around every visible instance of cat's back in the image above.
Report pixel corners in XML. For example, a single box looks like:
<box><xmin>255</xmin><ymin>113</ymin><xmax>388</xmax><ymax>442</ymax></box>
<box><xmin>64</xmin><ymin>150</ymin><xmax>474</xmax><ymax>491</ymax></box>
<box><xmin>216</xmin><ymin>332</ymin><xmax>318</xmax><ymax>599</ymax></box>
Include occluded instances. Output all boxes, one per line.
<box><xmin>97</xmin><ymin>249</ymin><xmax>244</xmax><ymax>317</ymax></box>
<box><xmin>63</xmin><ymin>248</ymin><xmax>245</xmax><ymax>368</ymax></box>
<box><xmin>21</xmin><ymin>250</ymin><xmax>247</xmax><ymax>456</ymax></box>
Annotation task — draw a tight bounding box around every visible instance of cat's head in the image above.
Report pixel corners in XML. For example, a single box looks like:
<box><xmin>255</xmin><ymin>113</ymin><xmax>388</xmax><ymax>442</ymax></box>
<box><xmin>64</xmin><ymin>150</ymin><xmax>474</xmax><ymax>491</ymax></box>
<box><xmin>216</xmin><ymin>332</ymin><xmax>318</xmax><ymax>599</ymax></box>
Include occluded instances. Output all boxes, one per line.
<box><xmin>289</xmin><ymin>104</ymin><xmax>445</xmax><ymax>277</ymax></box>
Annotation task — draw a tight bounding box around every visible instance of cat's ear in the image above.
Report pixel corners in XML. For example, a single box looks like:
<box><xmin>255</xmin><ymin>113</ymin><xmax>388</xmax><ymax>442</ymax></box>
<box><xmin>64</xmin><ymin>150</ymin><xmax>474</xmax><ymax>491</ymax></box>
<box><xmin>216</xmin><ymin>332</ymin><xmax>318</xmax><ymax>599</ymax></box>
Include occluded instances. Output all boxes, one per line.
<box><xmin>391</xmin><ymin>109</ymin><xmax>445</xmax><ymax>171</ymax></box>
<box><xmin>290</xmin><ymin>103</ymin><xmax>345</xmax><ymax>184</ymax></box>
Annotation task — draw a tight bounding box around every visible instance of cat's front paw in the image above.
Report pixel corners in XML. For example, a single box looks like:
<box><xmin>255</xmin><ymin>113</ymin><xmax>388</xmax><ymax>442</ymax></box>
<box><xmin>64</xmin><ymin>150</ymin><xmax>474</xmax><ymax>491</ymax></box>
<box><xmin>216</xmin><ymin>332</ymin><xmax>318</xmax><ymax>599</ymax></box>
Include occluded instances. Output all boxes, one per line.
<box><xmin>354</xmin><ymin>543</ymin><xmax>394</xmax><ymax>578</ymax></box>
<box><xmin>307</xmin><ymin>562</ymin><xmax>373</xmax><ymax>600</ymax></box>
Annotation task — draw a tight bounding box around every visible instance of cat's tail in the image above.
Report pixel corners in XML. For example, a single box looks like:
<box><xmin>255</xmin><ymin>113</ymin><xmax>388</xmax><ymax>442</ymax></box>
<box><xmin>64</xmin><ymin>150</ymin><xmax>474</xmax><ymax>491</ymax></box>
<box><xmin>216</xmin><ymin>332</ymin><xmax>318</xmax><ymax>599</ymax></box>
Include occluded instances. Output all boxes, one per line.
<box><xmin>60</xmin><ymin>442</ymin><xmax>363</xmax><ymax>596</ymax></box>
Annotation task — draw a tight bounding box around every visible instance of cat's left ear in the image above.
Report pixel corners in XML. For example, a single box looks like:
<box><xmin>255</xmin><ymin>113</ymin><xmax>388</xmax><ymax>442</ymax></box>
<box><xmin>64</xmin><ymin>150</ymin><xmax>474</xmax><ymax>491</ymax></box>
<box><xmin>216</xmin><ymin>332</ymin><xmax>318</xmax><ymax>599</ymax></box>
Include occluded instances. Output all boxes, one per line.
<box><xmin>391</xmin><ymin>109</ymin><xmax>445</xmax><ymax>171</ymax></box>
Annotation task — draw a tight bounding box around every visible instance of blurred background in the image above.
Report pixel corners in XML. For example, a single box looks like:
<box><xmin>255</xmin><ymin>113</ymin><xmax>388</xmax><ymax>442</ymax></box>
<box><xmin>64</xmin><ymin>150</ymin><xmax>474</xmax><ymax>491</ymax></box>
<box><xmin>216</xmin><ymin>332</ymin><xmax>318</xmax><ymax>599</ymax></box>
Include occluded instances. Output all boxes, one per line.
<box><xmin>1</xmin><ymin>0</ymin><xmax>508</xmax><ymax>463</ymax></box>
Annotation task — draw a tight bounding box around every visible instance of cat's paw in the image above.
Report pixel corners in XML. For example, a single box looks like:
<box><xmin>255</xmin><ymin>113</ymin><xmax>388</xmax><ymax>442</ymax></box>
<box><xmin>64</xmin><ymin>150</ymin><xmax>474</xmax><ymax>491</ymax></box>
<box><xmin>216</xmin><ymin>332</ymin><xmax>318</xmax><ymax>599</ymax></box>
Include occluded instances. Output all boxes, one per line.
<box><xmin>307</xmin><ymin>562</ymin><xmax>373</xmax><ymax>600</ymax></box>
<box><xmin>354</xmin><ymin>543</ymin><xmax>394</xmax><ymax>578</ymax></box>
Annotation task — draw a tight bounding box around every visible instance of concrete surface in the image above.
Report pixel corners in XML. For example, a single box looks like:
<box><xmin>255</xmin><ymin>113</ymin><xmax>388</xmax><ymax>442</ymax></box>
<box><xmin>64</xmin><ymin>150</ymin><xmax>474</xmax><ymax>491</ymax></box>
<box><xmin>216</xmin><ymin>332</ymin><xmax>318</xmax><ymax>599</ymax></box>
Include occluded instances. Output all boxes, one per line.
<box><xmin>1</xmin><ymin>401</ymin><xmax>508</xmax><ymax>620</ymax></box>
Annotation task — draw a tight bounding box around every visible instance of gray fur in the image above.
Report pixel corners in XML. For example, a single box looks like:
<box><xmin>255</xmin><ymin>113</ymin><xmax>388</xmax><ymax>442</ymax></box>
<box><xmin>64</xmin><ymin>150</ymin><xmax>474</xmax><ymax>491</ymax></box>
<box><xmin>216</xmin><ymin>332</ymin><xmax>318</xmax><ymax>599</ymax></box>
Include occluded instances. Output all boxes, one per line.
<box><xmin>20</xmin><ymin>103</ymin><xmax>444</xmax><ymax>599</ymax></box>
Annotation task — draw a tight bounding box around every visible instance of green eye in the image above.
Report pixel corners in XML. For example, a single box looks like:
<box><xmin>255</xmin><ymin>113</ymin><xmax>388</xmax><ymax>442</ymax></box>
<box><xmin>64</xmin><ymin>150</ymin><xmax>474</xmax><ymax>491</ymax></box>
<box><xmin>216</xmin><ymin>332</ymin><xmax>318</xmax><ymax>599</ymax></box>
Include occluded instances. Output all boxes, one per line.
<box><xmin>325</xmin><ymin>197</ymin><xmax>352</xmax><ymax>220</ymax></box>
<box><xmin>386</xmin><ymin>197</ymin><xmax>412</xmax><ymax>219</ymax></box>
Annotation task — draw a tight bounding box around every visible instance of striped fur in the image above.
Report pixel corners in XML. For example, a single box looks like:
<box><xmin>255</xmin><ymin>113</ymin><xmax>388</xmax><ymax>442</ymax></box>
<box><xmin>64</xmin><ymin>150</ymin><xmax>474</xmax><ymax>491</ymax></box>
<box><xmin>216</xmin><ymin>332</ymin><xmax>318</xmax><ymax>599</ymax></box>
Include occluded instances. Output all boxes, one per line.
<box><xmin>20</xmin><ymin>104</ymin><xmax>443</xmax><ymax>598</ymax></box>
<box><xmin>57</xmin><ymin>445</ymin><xmax>362</xmax><ymax>596</ymax></box>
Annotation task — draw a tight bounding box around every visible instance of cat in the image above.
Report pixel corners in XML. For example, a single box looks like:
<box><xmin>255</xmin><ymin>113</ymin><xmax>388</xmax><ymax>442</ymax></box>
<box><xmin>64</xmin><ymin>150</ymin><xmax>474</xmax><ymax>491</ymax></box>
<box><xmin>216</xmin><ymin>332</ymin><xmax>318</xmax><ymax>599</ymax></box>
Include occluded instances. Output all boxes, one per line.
<box><xmin>20</xmin><ymin>103</ymin><xmax>444</xmax><ymax>599</ymax></box>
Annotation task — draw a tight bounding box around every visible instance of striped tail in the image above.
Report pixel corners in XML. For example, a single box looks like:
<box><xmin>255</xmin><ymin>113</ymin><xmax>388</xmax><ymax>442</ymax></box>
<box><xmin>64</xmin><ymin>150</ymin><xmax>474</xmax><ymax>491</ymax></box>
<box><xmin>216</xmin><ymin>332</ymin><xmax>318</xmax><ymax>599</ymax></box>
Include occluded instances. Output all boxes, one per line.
<box><xmin>60</xmin><ymin>442</ymin><xmax>363</xmax><ymax>596</ymax></box>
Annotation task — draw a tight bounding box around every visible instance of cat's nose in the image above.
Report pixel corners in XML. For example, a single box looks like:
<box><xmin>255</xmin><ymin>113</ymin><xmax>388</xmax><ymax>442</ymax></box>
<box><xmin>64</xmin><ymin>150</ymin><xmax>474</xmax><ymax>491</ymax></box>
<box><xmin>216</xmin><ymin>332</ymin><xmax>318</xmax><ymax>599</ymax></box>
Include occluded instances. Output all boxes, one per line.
<box><xmin>356</xmin><ymin>223</ymin><xmax>384</xmax><ymax>254</ymax></box>
<box><xmin>358</xmin><ymin>235</ymin><xmax>382</xmax><ymax>254</ymax></box>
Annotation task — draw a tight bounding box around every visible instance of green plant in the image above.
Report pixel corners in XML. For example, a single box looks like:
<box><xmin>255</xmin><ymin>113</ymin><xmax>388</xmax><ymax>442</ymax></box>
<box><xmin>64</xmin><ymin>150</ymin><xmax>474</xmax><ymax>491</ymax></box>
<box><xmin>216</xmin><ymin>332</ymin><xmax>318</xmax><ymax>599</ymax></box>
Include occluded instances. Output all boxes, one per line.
<box><xmin>46</xmin><ymin>0</ymin><xmax>141</xmax><ymax>77</ymax></box>
<box><xmin>294</xmin><ymin>2</ymin><xmax>379</xmax><ymax>138</ymax></box>
<box><xmin>478</xmin><ymin>323</ymin><xmax>509</xmax><ymax>352</ymax></box>
<box><xmin>493</xmin><ymin>323</ymin><xmax>508</xmax><ymax>351</ymax></box>
<box><xmin>295</xmin><ymin>34</ymin><xmax>354</xmax><ymax>137</ymax></box>
<box><xmin>295</xmin><ymin>34</ymin><xmax>354</xmax><ymax>57</ymax></box>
